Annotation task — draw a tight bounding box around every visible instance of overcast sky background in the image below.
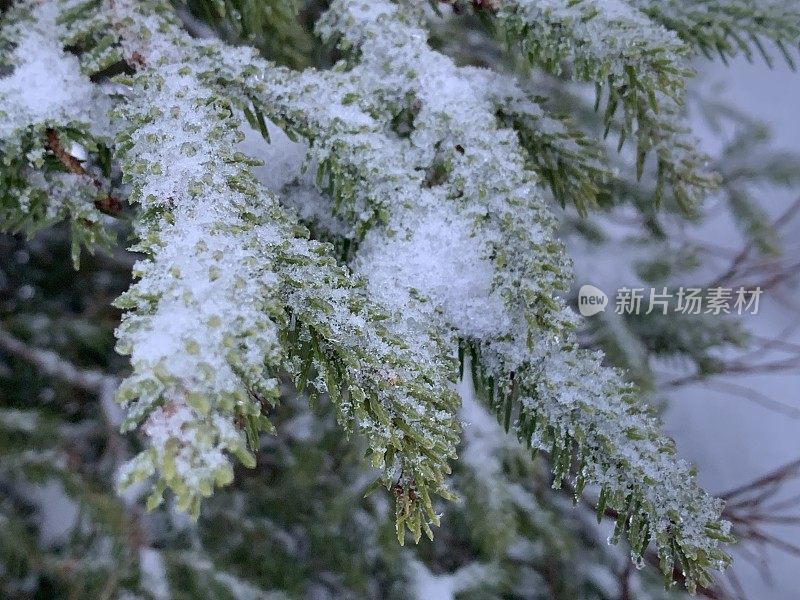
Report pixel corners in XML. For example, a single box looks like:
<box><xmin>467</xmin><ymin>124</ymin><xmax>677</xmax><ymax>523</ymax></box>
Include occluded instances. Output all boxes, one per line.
<box><xmin>664</xmin><ymin>56</ymin><xmax>800</xmax><ymax>599</ymax></box>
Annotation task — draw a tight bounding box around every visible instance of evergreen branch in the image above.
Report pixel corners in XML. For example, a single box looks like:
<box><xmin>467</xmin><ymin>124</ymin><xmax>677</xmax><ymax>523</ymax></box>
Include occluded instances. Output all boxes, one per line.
<box><xmin>4</xmin><ymin>0</ymin><xmax>799</xmax><ymax>595</ymax></box>
<box><xmin>462</xmin><ymin>67</ymin><xmax>613</xmax><ymax>214</ymax></box>
<box><xmin>312</xmin><ymin>0</ymin><xmax>729</xmax><ymax>589</ymax></box>
<box><xmin>629</xmin><ymin>0</ymin><xmax>800</xmax><ymax>68</ymax></box>
<box><xmin>2</xmin><ymin>0</ymin><xmax>735</xmax><ymax>587</ymax></box>
<box><xmin>490</xmin><ymin>0</ymin><xmax>717</xmax><ymax>210</ymax></box>
<box><xmin>0</xmin><ymin>325</ymin><xmax>117</xmax><ymax>399</ymax></box>
<box><xmin>51</xmin><ymin>0</ymin><xmax>461</xmax><ymax>536</ymax></box>
<box><xmin>0</xmin><ymin>0</ymin><xmax>117</xmax><ymax>264</ymax></box>
<box><xmin>0</xmin><ymin>324</ymin><xmax>124</xmax><ymax>463</ymax></box>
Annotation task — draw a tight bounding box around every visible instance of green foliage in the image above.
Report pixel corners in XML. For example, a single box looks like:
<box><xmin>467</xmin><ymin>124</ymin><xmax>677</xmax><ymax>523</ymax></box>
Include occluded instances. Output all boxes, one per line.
<box><xmin>631</xmin><ymin>0</ymin><xmax>800</xmax><ymax>68</ymax></box>
<box><xmin>494</xmin><ymin>0</ymin><xmax>718</xmax><ymax>213</ymax></box>
<box><xmin>0</xmin><ymin>122</ymin><xmax>119</xmax><ymax>267</ymax></box>
<box><xmin>3</xmin><ymin>0</ymin><xmax>800</xmax><ymax>596</ymax></box>
<box><xmin>176</xmin><ymin>0</ymin><xmax>314</xmax><ymax>68</ymax></box>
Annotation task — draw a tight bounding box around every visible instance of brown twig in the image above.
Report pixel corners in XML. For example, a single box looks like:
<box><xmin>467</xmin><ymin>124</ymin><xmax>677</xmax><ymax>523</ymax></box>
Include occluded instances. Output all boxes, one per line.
<box><xmin>719</xmin><ymin>458</ymin><xmax>800</xmax><ymax>502</ymax></box>
<box><xmin>44</xmin><ymin>128</ymin><xmax>122</xmax><ymax>217</ymax></box>
<box><xmin>662</xmin><ymin>378</ymin><xmax>800</xmax><ymax>419</ymax></box>
<box><xmin>708</xmin><ymin>197</ymin><xmax>800</xmax><ymax>289</ymax></box>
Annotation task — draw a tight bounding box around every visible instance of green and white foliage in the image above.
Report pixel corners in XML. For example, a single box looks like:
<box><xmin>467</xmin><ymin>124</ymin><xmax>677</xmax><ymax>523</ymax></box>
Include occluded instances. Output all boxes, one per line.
<box><xmin>176</xmin><ymin>0</ymin><xmax>314</xmax><ymax>69</ymax></box>
<box><xmin>0</xmin><ymin>1</ymin><xmax>117</xmax><ymax>265</ymax></box>
<box><xmin>52</xmin><ymin>0</ymin><xmax>461</xmax><ymax>536</ymax></box>
<box><xmin>3</xmin><ymin>0</ymin><xmax>799</xmax><ymax>594</ymax></box>
<box><xmin>494</xmin><ymin>0</ymin><xmax>718</xmax><ymax>212</ymax></box>
<box><xmin>629</xmin><ymin>0</ymin><xmax>800</xmax><ymax>67</ymax></box>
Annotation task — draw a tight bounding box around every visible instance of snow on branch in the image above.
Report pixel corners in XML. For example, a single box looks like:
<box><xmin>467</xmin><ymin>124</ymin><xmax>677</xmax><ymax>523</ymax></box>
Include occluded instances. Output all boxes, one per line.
<box><xmin>317</xmin><ymin>0</ymin><xmax>728</xmax><ymax>588</ymax></box>
<box><xmin>0</xmin><ymin>1</ymin><xmax>116</xmax><ymax>264</ymax></box>
<box><xmin>44</xmin><ymin>0</ymin><xmax>462</xmax><ymax>536</ymax></box>
<box><xmin>0</xmin><ymin>0</ymin><xmax>747</xmax><ymax>587</ymax></box>
<box><xmin>174</xmin><ymin>0</ymin><xmax>736</xmax><ymax>586</ymax></box>
<box><xmin>491</xmin><ymin>0</ymin><xmax>718</xmax><ymax>210</ymax></box>
<box><xmin>462</xmin><ymin>67</ymin><xmax>613</xmax><ymax>214</ymax></box>
<box><xmin>629</xmin><ymin>0</ymin><xmax>800</xmax><ymax>68</ymax></box>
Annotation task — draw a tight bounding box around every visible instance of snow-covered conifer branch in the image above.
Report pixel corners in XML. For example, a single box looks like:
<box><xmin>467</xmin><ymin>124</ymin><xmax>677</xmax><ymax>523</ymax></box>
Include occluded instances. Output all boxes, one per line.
<box><xmin>488</xmin><ymin>0</ymin><xmax>718</xmax><ymax>210</ymax></box>
<box><xmin>0</xmin><ymin>0</ymin><xmax>749</xmax><ymax>589</ymax></box>
<box><xmin>629</xmin><ymin>0</ymin><xmax>800</xmax><ymax>68</ymax></box>
<box><xmin>227</xmin><ymin>0</ymin><xmax>729</xmax><ymax>588</ymax></box>
<box><xmin>495</xmin><ymin>0</ymin><xmax>689</xmax><ymax>94</ymax></box>
<box><xmin>0</xmin><ymin>1</ymin><xmax>117</xmax><ymax>265</ymax></box>
<box><xmin>46</xmin><ymin>0</ymin><xmax>461</xmax><ymax>536</ymax></box>
<box><xmin>462</xmin><ymin>68</ymin><xmax>613</xmax><ymax>214</ymax></box>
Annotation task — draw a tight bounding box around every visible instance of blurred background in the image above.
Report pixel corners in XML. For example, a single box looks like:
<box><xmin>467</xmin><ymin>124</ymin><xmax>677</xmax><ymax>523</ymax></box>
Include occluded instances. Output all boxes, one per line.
<box><xmin>662</xmin><ymin>56</ymin><xmax>800</xmax><ymax>600</ymax></box>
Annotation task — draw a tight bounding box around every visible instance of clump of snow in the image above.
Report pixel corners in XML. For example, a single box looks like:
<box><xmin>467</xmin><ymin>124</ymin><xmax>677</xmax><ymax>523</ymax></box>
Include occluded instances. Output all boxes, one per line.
<box><xmin>408</xmin><ymin>558</ymin><xmax>496</xmax><ymax>600</ymax></box>
<box><xmin>0</xmin><ymin>2</ymin><xmax>108</xmax><ymax>139</ymax></box>
<box><xmin>139</xmin><ymin>547</ymin><xmax>170</xmax><ymax>600</ymax></box>
<box><xmin>356</xmin><ymin>196</ymin><xmax>510</xmax><ymax>341</ymax></box>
